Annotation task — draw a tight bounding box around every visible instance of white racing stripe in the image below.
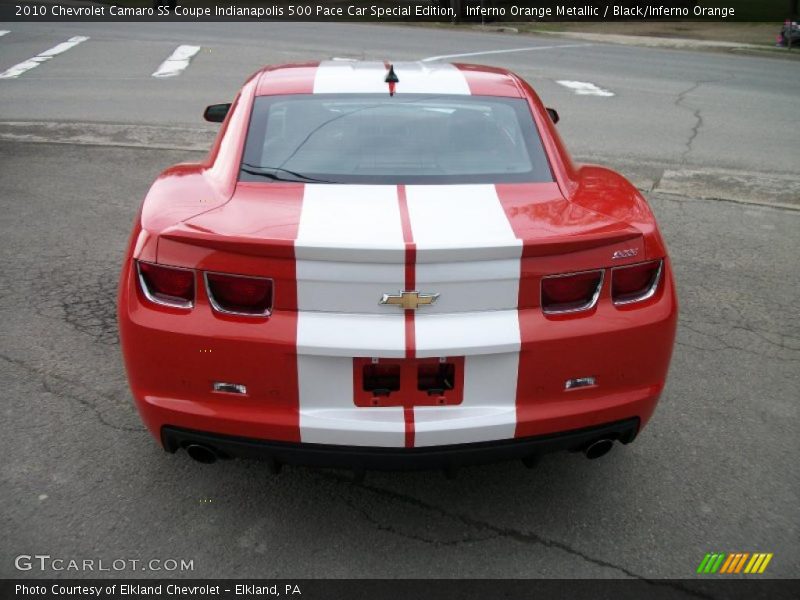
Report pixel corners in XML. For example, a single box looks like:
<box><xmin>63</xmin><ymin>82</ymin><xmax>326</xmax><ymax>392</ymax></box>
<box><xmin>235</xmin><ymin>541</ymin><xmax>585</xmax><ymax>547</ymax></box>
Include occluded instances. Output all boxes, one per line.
<box><xmin>412</xmin><ymin>258</ymin><xmax>522</xmax><ymax>313</ymax></box>
<box><xmin>406</xmin><ymin>184</ymin><xmax>522</xmax><ymax>340</ymax></box>
<box><xmin>314</xmin><ymin>60</ymin><xmax>387</xmax><ymax>93</ymax></box>
<box><xmin>297</xmin><ymin>260</ymin><xmax>406</xmax><ymax>314</ymax></box>
<box><xmin>391</xmin><ymin>62</ymin><xmax>470</xmax><ymax>94</ymax></box>
<box><xmin>0</xmin><ymin>36</ymin><xmax>89</xmax><ymax>80</ymax></box>
<box><xmin>413</xmin><ymin>310</ymin><xmax>521</xmax><ymax>357</ymax></box>
<box><xmin>295</xmin><ymin>185</ymin><xmax>405</xmax><ymax>260</ymax></box>
<box><xmin>556</xmin><ymin>80</ymin><xmax>614</xmax><ymax>97</ymax></box>
<box><xmin>406</xmin><ymin>184</ymin><xmax>522</xmax><ymax>316</ymax></box>
<box><xmin>406</xmin><ymin>185</ymin><xmax>519</xmax><ymax>251</ymax></box>
<box><xmin>297</xmin><ymin>312</ymin><xmax>405</xmax><ymax>357</ymax></box>
<box><xmin>406</xmin><ymin>184</ymin><xmax>522</xmax><ymax>446</ymax></box>
<box><xmin>297</xmin><ymin>356</ymin><xmax>405</xmax><ymax>447</ymax></box>
<box><xmin>152</xmin><ymin>45</ymin><xmax>201</xmax><ymax>78</ymax></box>
<box><xmin>414</xmin><ymin>353</ymin><xmax>520</xmax><ymax>446</ymax></box>
<box><xmin>296</xmin><ymin>184</ymin><xmax>406</xmax><ymax>446</ymax></box>
<box><xmin>313</xmin><ymin>60</ymin><xmax>470</xmax><ymax>95</ymax></box>
<box><xmin>407</xmin><ymin>183</ymin><xmax>522</xmax><ymax>262</ymax></box>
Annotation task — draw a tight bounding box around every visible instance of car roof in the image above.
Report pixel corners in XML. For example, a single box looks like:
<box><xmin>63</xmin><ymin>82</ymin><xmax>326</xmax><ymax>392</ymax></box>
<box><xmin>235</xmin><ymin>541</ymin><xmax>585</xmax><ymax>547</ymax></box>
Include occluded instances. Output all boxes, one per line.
<box><xmin>254</xmin><ymin>60</ymin><xmax>525</xmax><ymax>98</ymax></box>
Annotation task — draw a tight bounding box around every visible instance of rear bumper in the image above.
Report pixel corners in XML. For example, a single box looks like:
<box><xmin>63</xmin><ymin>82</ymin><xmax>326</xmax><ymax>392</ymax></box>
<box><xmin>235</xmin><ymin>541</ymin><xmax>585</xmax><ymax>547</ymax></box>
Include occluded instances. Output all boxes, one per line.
<box><xmin>119</xmin><ymin>256</ymin><xmax>677</xmax><ymax>450</ymax></box>
<box><xmin>162</xmin><ymin>418</ymin><xmax>640</xmax><ymax>471</ymax></box>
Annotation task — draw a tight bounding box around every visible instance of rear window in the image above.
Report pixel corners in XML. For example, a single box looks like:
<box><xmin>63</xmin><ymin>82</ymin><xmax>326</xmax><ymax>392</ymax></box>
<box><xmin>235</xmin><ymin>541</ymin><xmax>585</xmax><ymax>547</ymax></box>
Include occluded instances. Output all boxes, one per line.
<box><xmin>240</xmin><ymin>94</ymin><xmax>552</xmax><ymax>184</ymax></box>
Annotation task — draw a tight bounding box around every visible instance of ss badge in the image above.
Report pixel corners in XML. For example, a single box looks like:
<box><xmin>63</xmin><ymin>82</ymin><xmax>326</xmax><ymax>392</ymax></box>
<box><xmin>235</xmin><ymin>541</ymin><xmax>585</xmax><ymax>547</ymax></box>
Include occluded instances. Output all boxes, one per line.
<box><xmin>612</xmin><ymin>248</ymin><xmax>638</xmax><ymax>260</ymax></box>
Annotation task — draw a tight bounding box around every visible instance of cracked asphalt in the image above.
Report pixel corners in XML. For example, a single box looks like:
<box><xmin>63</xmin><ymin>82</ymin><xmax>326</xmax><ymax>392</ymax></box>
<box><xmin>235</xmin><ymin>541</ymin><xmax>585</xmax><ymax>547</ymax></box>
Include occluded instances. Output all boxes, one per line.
<box><xmin>0</xmin><ymin>21</ymin><xmax>798</xmax><ymax>583</ymax></box>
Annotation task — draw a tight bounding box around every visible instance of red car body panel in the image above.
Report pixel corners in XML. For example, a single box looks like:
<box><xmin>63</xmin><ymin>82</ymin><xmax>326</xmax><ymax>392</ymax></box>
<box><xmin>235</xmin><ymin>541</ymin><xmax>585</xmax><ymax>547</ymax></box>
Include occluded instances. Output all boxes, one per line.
<box><xmin>118</xmin><ymin>61</ymin><xmax>678</xmax><ymax>465</ymax></box>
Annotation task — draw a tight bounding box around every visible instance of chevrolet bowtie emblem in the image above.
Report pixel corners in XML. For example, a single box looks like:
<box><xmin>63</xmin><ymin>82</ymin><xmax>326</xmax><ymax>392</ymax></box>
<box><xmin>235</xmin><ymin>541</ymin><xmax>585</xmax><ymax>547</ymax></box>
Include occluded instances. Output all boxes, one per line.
<box><xmin>380</xmin><ymin>290</ymin><xmax>439</xmax><ymax>310</ymax></box>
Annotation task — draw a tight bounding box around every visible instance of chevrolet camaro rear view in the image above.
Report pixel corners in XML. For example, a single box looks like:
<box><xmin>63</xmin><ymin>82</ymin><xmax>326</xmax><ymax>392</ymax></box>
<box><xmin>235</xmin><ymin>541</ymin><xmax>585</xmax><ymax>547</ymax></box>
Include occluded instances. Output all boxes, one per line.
<box><xmin>118</xmin><ymin>60</ymin><xmax>678</xmax><ymax>470</ymax></box>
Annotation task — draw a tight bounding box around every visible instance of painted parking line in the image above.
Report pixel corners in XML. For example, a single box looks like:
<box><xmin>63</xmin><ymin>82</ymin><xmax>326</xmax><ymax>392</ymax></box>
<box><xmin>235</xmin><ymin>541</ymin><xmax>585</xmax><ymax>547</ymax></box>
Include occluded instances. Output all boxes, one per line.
<box><xmin>152</xmin><ymin>45</ymin><xmax>201</xmax><ymax>78</ymax></box>
<box><xmin>0</xmin><ymin>36</ymin><xmax>89</xmax><ymax>80</ymax></box>
<box><xmin>556</xmin><ymin>80</ymin><xmax>614</xmax><ymax>97</ymax></box>
<box><xmin>421</xmin><ymin>43</ymin><xmax>592</xmax><ymax>62</ymax></box>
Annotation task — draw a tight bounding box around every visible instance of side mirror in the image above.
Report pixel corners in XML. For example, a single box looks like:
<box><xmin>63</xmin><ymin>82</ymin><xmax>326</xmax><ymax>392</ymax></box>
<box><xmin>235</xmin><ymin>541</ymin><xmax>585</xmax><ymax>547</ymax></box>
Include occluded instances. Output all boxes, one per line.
<box><xmin>204</xmin><ymin>103</ymin><xmax>231</xmax><ymax>123</ymax></box>
<box><xmin>546</xmin><ymin>107</ymin><xmax>560</xmax><ymax>125</ymax></box>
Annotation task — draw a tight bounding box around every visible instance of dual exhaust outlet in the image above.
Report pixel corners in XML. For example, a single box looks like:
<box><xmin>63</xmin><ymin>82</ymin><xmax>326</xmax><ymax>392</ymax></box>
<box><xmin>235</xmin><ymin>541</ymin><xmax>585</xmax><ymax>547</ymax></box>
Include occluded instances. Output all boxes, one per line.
<box><xmin>184</xmin><ymin>444</ymin><xmax>281</xmax><ymax>473</ymax></box>
<box><xmin>523</xmin><ymin>438</ymin><xmax>615</xmax><ymax>468</ymax></box>
<box><xmin>185</xmin><ymin>444</ymin><xmax>219</xmax><ymax>464</ymax></box>
<box><xmin>583</xmin><ymin>438</ymin><xmax>615</xmax><ymax>460</ymax></box>
<box><xmin>183</xmin><ymin>438</ymin><xmax>616</xmax><ymax>467</ymax></box>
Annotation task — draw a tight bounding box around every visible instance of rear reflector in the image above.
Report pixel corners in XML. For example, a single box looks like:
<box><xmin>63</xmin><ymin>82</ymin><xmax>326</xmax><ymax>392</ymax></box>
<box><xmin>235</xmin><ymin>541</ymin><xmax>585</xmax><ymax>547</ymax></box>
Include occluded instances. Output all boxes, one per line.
<box><xmin>541</xmin><ymin>270</ymin><xmax>604</xmax><ymax>314</ymax></box>
<box><xmin>205</xmin><ymin>272</ymin><xmax>273</xmax><ymax>316</ymax></box>
<box><xmin>137</xmin><ymin>261</ymin><xmax>194</xmax><ymax>308</ymax></box>
<box><xmin>612</xmin><ymin>260</ymin><xmax>662</xmax><ymax>305</ymax></box>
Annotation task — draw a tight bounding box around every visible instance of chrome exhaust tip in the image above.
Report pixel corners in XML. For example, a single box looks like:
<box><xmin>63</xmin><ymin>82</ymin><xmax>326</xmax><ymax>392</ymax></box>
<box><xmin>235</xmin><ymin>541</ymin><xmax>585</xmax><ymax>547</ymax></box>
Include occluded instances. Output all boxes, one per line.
<box><xmin>185</xmin><ymin>444</ymin><xmax>219</xmax><ymax>464</ymax></box>
<box><xmin>584</xmin><ymin>439</ymin><xmax>614</xmax><ymax>460</ymax></box>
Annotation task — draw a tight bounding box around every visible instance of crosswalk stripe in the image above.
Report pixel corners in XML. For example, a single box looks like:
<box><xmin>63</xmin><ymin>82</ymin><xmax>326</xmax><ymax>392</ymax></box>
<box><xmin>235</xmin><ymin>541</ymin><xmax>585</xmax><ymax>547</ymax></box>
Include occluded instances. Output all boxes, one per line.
<box><xmin>0</xmin><ymin>36</ymin><xmax>89</xmax><ymax>80</ymax></box>
<box><xmin>556</xmin><ymin>79</ymin><xmax>614</xmax><ymax>97</ymax></box>
<box><xmin>152</xmin><ymin>45</ymin><xmax>201</xmax><ymax>78</ymax></box>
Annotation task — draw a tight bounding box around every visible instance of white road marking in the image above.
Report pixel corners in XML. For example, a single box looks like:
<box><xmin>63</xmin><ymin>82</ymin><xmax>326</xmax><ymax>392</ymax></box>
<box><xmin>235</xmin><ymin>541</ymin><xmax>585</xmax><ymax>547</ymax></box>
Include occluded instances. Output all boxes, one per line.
<box><xmin>421</xmin><ymin>43</ymin><xmax>592</xmax><ymax>62</ymax></box>
<box><xmin>556</xmin><ymin>80</ymin><xmax>615</xmax><ymax>97</ymax></box>
<box><xmin>0</xmin><ymin>30</ymin><xmax>10</xmax><ymax>37</ymax></box>
<box><xmin>151</xmin><ymin>45</ymin><xmax>201</xmax><ymax>78</ymax></box>
<box><xmin>0</xmin><ymin>36</ymin><xmax>89</xmax><ymax>80</ymax></box>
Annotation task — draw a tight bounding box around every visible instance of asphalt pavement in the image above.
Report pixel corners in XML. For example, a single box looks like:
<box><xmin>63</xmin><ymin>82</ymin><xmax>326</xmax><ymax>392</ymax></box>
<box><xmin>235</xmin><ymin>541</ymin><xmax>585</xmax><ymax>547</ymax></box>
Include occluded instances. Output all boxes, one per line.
<box><xmin>0</xmin><ymin>21</ymin><xmax>798</xmax><ymax>582</ymax></box>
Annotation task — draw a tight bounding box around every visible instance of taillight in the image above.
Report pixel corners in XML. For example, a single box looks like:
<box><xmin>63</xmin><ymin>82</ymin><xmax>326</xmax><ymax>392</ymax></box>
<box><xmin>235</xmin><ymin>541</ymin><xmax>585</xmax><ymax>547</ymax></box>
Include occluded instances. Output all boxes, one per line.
<box><xmin>612</xmin><ymin>260</ymin><xmax>663</xmax><ymax>305</ymax></box>
<box><xmin>137</xmin><ymin>261</ymin><xmax>194</xmax><ymax>308</ymax></box>
<box><xmin>541</xmin><ymin>270</ymin><xmax>604</xmax><ymax>314</ymax></box>
<box><xmin>205</xmin><ymin>272</ymin><xmax>272</xmax><ymax>316</ymax></box>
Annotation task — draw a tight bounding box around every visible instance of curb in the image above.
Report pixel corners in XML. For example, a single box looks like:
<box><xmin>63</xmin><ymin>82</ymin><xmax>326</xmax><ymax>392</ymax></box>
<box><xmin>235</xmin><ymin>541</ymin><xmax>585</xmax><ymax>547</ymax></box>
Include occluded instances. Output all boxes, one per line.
<box><xmin>1</xmin><ymin>121</ymin><xmax>797</xmax><ymax>211</ymax></box>
<box><xmin>535</xmin><ymin>30</ymin><xmax>766</xmax><ymax>51</ymax></box>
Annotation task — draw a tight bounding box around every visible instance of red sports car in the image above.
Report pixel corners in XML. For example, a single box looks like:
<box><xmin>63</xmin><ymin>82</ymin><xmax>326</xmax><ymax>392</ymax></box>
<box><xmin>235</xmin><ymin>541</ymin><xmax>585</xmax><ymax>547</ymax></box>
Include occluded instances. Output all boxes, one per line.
<box><xmin>118</xmin><ymin>60</ymin><xmax>678</xmax><ymax>471</ymax></box>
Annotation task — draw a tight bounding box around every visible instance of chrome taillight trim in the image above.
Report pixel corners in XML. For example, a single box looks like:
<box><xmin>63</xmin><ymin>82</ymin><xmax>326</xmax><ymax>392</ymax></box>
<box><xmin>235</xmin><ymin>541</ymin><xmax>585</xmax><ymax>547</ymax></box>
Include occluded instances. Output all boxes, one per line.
<box><xmin>611</xmin><ymin>259</ymin><xmax>664</xmax><ymax>306</ymax></box>
<box><xmin>203</xmin><ymin>271</ymin><xmax>273</xmax><ymax>317</ymax></box>
<box><xmin>541</xmin><ymin>269</ymin><xmax>605</xmax><ymax>315</ymax></box>
<box><xmin>136</xmin><ymin>260</ymin><xmax>194</xmax><ymax>309</ymax></box>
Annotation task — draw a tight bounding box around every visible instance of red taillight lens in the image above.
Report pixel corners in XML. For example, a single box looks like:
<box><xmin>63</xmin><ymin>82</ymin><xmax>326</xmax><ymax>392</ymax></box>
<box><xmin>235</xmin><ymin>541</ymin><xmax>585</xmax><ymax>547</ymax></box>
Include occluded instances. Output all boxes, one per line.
<box><xmin>612</xmin><ymin>260</ymin><xmax>662</xmax><ymax>305</ymax></box>
<box><xmin>137</xmin><ymin>261</ymin><xmax>194</xmax><ymax>308</ymax></box>
<box><xmin>205</xmin><ymin>273</ymin><xmax>272</xmax><ymax>316</ymax></box>
<box><xmin>541</xmin><ymin>270</ymin><xmax>603</xmax><ymax>314</ymax></box>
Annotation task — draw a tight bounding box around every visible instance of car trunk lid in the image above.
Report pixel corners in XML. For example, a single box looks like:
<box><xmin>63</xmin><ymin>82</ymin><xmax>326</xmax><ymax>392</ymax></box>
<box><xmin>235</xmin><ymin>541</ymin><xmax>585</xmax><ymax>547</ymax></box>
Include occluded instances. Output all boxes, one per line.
<box><xmin>156</xmin><ymin>182</ymin><xmax>643</xmax><ymax>313</ymax></box>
